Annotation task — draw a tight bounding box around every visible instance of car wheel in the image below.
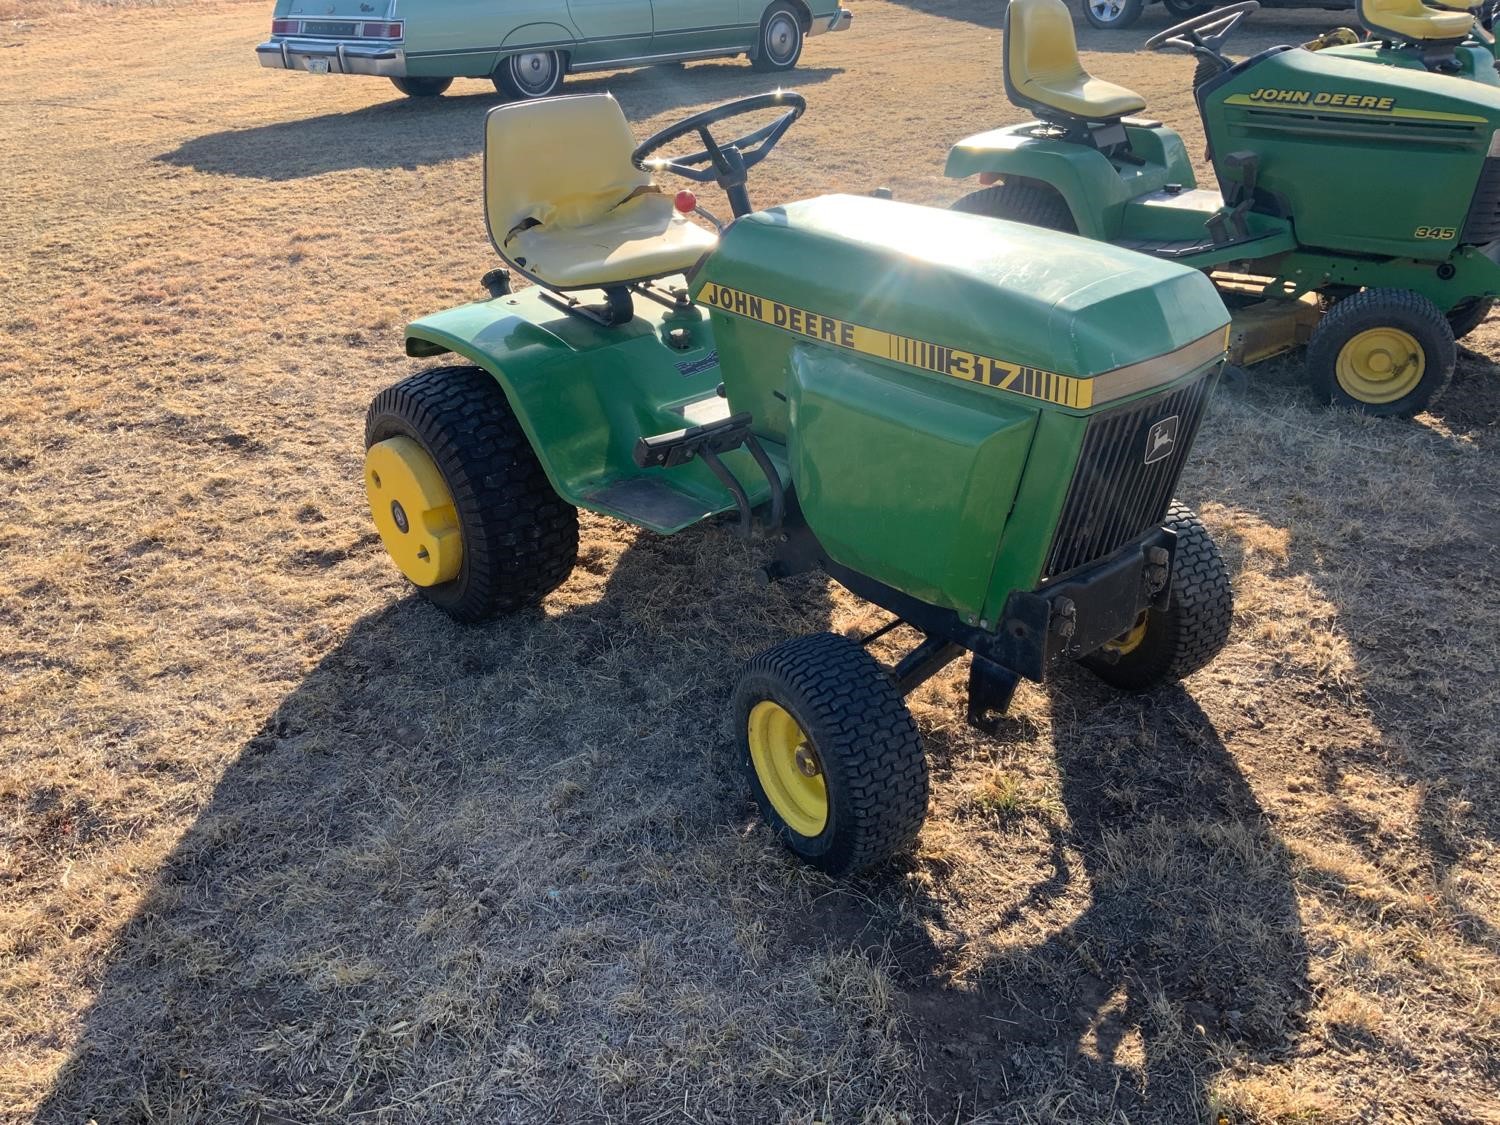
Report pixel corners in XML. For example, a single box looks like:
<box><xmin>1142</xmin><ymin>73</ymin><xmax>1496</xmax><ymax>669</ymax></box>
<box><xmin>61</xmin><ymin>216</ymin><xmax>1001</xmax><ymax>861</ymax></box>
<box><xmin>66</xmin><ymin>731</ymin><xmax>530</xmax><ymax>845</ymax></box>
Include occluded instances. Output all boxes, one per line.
<box><xmin>751</xmin><ymin>2</ymin><xmax>804</xmax><ymax>72</ymax></box>
<box><xmin>390</xmin><ymin>76</ymin><xmax>453</xmax><ymax>98</ymax></box>
<box><xmin>494</xmin><ymin>49</ymin><xmax>567</xmax><ymax>100</ymax></box>
<box><xmin>1083</xmin><ymin>0</ymin><xmax>1145</xmax><ymax>29</ymax></box>
<box><xmin>1162</xmin><ymin>0</ymin><xmax>1211</xmax><ymax>15</ymax></box>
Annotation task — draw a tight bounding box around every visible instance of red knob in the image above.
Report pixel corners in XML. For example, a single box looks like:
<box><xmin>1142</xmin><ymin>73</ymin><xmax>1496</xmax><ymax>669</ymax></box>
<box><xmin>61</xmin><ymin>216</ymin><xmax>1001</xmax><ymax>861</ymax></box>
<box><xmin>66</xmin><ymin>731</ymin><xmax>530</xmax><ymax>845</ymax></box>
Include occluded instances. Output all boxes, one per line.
<box><xmin>674</xmin><ymin>190</ymin><xmax>698</xmax><ymax>214</ymax></box>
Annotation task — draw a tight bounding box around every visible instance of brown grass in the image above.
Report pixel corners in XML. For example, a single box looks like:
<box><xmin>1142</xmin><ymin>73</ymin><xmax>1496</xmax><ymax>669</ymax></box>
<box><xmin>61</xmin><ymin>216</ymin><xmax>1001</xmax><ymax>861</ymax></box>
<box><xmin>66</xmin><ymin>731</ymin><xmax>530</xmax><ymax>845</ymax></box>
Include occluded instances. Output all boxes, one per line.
<box><xmin>3</xmin><ymin>1</ymin><xmax>1500</xmax><ymax>1121</ymax></box>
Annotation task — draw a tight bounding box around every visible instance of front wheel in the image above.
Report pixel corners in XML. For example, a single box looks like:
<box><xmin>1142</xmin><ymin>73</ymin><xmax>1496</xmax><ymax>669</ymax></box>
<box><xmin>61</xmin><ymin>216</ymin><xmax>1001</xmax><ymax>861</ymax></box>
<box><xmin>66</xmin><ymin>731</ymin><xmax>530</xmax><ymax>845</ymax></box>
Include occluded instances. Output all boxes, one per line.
<box><xmin>364</xmin><ymin>365</ymin><xmax>579</xmax><ymax>623</ymax></box>
<box><xmin>751</xmin><ymin>2</ymin><xmax>804</xmax><ymax>72</ymax></box>
<box><xmin>1080</xmin><ymin>503</ymin><xmax>1233</xmax><ymax>692</ymax></box>
<box><xmin>1083</xmin><ymin>0</ymin><xmax>1146</xmax><ymax>29</ymax></box>
<box><xmin>1305</xmin><ymin>287</ymin><xmax>1455</xmax><ymax>417</ymax></box>
<box><xmin>494</xmin><ymin>50</ymin><xmax>566</xmax><ymax>99</ymax></box>
<box><xmin>733</xmin><ymin>633</ymin><xmax>928</xmax><ymax>876</ymax></box>
<box><xmin>390</xmin><ymin>76</ymin><xmax>453</xmax><ymax>98</ymax></box>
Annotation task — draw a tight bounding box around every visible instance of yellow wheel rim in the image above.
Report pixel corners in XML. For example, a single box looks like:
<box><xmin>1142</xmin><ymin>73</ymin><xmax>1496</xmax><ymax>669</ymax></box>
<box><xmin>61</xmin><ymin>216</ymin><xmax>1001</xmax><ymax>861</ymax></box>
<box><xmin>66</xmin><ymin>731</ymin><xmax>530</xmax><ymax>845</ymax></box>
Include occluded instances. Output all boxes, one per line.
<box><xmin>1101</xmin><ymin>612</ymin><xmax>1149</xmax><ymax>657</ymax></box>
<box><xmin>1335</xmin><ymin>327</ymin><xmax>1424</xmax><ymax>405</ymax></box>
<box><xmin>747</xmin><ymin>701</ymin><xmax>829</xmax><ymax>838</ymax></box>
<box><xmin>364</xmin><ymin>436</ymin><xmax>463</xmax><ymax>587</ymax></box>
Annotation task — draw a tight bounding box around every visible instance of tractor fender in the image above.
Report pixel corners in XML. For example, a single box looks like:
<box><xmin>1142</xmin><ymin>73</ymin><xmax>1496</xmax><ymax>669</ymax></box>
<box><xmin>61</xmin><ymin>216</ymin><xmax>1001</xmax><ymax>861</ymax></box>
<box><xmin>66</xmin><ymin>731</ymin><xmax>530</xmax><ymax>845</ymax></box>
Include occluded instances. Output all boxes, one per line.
<box><xmin>403</xmin><ymin>302</ymin><xmax>593</xmax><ymax>506</ymax></box>
<box><xmin>499</xmin><ymin>22</ymin><xmax>579</xmax><ymax>53</ymax></box>
<box><xmin>945</xmin><ymin>126</ymin><xmax>1183</xmax><ymax>241</ymax></box>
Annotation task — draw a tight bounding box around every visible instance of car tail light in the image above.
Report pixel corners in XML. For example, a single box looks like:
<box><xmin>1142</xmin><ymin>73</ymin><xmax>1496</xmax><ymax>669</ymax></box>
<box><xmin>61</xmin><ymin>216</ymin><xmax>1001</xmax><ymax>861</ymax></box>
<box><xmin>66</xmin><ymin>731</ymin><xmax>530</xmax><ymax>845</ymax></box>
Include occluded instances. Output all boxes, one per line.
<box><xmin>361</xmin><ymin>20</ymin><xmax>403</xmax><ymax>38</ymax></box>
<box><xmin>271</xmin><ymin>18</ymin><xmax>300</xmax><ymax>34</ymax></box>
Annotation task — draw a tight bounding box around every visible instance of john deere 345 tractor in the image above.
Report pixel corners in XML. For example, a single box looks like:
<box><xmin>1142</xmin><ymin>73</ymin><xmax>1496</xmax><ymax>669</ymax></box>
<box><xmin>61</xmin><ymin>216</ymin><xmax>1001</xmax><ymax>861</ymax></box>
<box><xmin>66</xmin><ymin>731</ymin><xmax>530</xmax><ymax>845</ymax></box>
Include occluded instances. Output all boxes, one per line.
<box><xmin>948</xmin><ymin>0</ymin><xmax>1500</xmax><ymax>417</ymax></box>
<box><xmin>364</xmin><ymin>91</ymin><xmax>1234</xmax><ymax>874</ymax></box>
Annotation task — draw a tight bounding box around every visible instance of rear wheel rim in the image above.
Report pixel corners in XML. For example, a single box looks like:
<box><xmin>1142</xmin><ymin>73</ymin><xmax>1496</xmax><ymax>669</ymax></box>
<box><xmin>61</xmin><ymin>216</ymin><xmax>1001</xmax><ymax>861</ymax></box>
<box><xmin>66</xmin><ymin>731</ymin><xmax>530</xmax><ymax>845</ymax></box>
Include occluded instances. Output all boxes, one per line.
<box><xmin>1089</xmin><ymin>0</ymin><xmax>1122</xmax><ymax>20</ymax></box>
<box><xmin>510</xmin><ymin>51</ymin><xmax>558</xmax><ymax>95</ymax></box>
<box><xmin>365</xmin><ymin>436</ymin><xmax>463</xmax><ymax>586</ymax></box>
<box><xmin>765</xmin><ymin>13</ymin><xmax>799</xmax><ymax>63</ymax></box>
<box><xmin>1335</xmin><ymin>327</ymin><xmax>1424</xmax><ymax>404</ymax></box>
<box><xmin>748</xmin><ymin>701</ymin><xmax>828</xmax><ymax>838</ymax></box>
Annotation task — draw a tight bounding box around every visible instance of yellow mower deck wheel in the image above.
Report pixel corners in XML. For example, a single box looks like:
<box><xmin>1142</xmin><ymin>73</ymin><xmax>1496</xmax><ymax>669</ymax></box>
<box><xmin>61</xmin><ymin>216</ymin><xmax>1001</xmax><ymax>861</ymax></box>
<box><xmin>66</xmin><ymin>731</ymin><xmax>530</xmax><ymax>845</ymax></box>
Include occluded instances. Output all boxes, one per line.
<box><xmin>1335</xmin><ymin>326</ymin><xmax>1424</xmax><ymax>405</ymax></box>
<box><xmin>1100</xmin><ymin>612</ymin><xmax>1149</xmax><ymax>657</ymax></box>
<box><xmin>365</xmin><ymin>436</ymin><xmax>463</xmax><ymax>587</ymax></box>
<box><xmin>747</xmin><ymin>700</ymin><xmax>829</xmax><ymax>838</ymax></box>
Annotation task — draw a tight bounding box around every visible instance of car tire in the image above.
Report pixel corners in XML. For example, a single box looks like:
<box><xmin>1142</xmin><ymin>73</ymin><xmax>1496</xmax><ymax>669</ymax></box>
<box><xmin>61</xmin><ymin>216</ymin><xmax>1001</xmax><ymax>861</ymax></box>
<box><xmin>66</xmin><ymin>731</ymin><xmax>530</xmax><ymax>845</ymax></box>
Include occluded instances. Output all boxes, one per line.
<box><xmin>1162</xmin><ymin>0</ymin><xmax>1211</xmax><ymax>15</ymax></box>
<box><xmin>733</xmin><ymin>633</ymin><xmax>928</xmax><ymax>876</ymax></box>
<box><xmin>494</xmin><ymin>50</ymin><xmax>567</xmax><ymax>100</ymax></box>
<box><xmin>364</xmin><ymin>365</ymin><xmax>579</xmax><ymax>623</ymax></box>
<box><xmin>1080</xmin><ymin>502</ymin><xmax>1233</xmax><ymax>692</ymax></box>
<box><xmin>751</xmin><ymin>2</ymin><xmax>804</xmax><ymax>72</ymax></box>
<box><xmin>1305</xmin><ymin>287</ymin><xmax>1455</xmax><ymax>417</ymax></box>
<box><xmin>390</xmin><ymin>76</ymin><xmax>454</xmax><ymax>98</ymax></box>
<box><xmin>1082</xmin><ymin>0</ymin><xmax>1146</xmax><ymax>29</ymax></box>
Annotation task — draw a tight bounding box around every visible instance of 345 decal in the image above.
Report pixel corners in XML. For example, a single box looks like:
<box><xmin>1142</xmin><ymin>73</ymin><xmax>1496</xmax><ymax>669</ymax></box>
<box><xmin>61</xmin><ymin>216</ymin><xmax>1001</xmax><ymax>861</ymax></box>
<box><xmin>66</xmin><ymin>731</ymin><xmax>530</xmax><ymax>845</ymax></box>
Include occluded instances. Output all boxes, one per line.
<box><xmin>1414</xmin><ymin>225</ymin><xmax>1458</xmax><ymax>240</ymax></box>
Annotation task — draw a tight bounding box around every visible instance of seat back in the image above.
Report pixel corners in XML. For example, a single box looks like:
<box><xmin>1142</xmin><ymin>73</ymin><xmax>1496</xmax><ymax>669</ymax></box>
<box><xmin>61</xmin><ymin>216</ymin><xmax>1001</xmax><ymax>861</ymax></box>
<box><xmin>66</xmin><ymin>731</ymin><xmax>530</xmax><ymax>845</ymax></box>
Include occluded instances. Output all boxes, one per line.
<box><xmin>1005</xmin><ymin>0</ymin><xmax>1088</xmax><ymax>116</ymax></box>
<box><xmin>484</xmin><ymin>94</ymin><xmax>651</xmax><ymax>247</ymax></box>
<box><xmin>1357</xmin><ymin>0</ymin><xmax>1472</xmax><ymax>40</ymax></box>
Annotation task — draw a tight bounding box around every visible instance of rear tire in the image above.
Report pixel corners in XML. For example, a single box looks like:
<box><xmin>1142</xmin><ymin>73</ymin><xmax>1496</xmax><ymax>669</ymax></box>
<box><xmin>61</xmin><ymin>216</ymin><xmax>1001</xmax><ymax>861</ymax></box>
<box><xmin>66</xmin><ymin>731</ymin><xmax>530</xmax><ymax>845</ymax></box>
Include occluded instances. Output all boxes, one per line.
<box><xmin>1080</xmin><ymin>503</ymin><xmax>1232</xmax><ymax>692</ymax></box>
<box><xmin>494</xmin><ymin>50</ymin><xmax>566</xmax><ymax>99</ymax></box>
<box><xmin>951</xmin><ymin>182</ymin><xmax>1077</xmax><ymax>232</ymax></box>
<box><xmin>391</xmin><ymin>76</ymin><xmax>453</xmax><ymax>98</ymax></box>
<box><xmin>365</xmin><ymin>365</ymin><xmax>579</xmax><ymax>623</ymax></box>
<box><xmin>1305</xmin><ymin>287</ymin><xmax>1455</xmax><ymax>417</ymax></box>
<box><xmin>733</xmin><ymin>633</ymin><xmax>928</xmax><ymax>876</ymax></box>
<box><xmin>1083</xmin><ymin>0</ymin><xmax>1145</xmax><ymax>29</ymax></box>
<box><xmin>1446</xmin><ymin>297</ymin><xmax>1494</xmax><ymax>342</ymax></box>
<box><xmin>751</xmin><ymin>2</ymin><xmax>804</xmax><ymax>72</ymax></box>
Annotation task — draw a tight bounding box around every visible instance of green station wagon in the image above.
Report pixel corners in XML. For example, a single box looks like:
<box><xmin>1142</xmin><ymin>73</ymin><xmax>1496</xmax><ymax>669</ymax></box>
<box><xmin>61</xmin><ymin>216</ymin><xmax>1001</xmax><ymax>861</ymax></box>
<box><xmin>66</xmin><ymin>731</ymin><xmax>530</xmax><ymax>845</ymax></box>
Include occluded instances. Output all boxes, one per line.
<box><xmin>257</xmin><ymin>0</ymin><xmax>852</xmax><ymax>98</ymax></box>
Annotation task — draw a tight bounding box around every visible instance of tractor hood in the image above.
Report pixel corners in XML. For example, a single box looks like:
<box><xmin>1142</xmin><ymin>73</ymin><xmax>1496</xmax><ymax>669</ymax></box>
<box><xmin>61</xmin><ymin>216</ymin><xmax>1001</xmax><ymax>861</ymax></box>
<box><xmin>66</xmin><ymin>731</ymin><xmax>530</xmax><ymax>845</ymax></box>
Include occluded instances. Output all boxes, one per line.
<box><xmin>693</xmin><ymin>194</ymin><xmax>1228</xmax><ymax>409</ymax></box>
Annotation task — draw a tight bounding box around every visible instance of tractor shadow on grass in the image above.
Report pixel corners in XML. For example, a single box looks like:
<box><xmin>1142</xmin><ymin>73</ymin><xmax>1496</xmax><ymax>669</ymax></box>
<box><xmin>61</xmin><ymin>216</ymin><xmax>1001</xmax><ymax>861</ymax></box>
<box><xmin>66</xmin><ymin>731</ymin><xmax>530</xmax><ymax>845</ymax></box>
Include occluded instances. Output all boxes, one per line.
<box><xmin>157</xmin><ymin>63</ymin><xmax>841</xmax><ymax>181</ymax></box>
<box><xmin>784</xmin><ymin>679</ymin><xmax>1312</xmax><ymax>1121</ymax></box>
<box><xmin>33</xmin><ymin>525</ymin><xmax>839</xmax><ymax>1122</ymax></box>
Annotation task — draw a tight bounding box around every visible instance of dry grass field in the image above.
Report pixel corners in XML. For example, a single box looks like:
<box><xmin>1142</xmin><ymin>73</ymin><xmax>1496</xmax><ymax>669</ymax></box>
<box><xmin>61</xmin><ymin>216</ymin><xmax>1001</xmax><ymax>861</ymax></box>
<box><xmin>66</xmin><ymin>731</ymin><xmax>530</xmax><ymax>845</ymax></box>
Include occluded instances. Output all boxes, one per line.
<box><xmin>3</xmin><ymin>0</ymin><xmax>1500</xmax><ymax>1121</ymax></box>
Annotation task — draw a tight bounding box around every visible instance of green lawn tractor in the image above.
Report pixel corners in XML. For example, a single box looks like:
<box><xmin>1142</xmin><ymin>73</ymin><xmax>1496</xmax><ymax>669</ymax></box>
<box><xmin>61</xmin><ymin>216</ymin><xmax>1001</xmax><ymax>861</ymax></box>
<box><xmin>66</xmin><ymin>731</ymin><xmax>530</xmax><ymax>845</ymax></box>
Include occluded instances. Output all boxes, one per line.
<box><xmin>948</xmin><ymin>0</ymin><xmax>1500</xmax><ymax>417</ymax></box>
<box><xmin>363</xmin><ymin>91</ymin><xmax>1235</xmax><ymax>875</ymax></box>
<box><xmin>1338</xmin><ymin>0</ymin><xmax>1500</xmax><ymax>82</ymax></box>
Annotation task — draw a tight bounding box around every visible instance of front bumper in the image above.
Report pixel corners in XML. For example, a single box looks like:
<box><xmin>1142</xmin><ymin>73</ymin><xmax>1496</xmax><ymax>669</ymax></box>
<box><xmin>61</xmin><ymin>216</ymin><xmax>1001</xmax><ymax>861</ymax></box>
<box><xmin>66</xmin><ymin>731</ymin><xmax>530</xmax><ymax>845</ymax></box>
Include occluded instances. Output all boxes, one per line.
<box><xmin>807</xmin><ymin>7</ymin><xmax>853</xmax><ymax>35</ymax></box>
<box><xmin>256</xmin><ymin>38</ymin><xmax>407</xmax><ymax>76</ymax></box>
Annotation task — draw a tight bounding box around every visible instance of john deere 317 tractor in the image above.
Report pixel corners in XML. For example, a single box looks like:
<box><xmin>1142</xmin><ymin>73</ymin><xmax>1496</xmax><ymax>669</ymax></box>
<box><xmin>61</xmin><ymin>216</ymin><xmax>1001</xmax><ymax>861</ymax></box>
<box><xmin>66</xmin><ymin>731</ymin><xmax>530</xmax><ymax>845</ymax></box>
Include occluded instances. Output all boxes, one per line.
<box><xmin>948</xmin><ymin>0</ymin><xmax>1500</xmax><ymax>417</ymax></box>
<box><xmin>364</xmin><ymin>91</ymin><xmax>1234</xmax><ymax>874</ymax></box>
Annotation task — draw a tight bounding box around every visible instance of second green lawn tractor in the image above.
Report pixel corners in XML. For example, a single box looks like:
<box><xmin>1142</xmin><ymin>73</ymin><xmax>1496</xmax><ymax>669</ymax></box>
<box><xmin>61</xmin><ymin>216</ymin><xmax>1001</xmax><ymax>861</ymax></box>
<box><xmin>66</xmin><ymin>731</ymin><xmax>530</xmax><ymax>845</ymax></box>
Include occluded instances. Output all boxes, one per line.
<box><xmin>363</xmin><ymin>91</ymin><xmax>1235</xmax><ymax>875</ymax></box>
<box><xmin>948</xmin><ymin>0</ymin><xmax>1500</xmax><ymax>417</ymax></box>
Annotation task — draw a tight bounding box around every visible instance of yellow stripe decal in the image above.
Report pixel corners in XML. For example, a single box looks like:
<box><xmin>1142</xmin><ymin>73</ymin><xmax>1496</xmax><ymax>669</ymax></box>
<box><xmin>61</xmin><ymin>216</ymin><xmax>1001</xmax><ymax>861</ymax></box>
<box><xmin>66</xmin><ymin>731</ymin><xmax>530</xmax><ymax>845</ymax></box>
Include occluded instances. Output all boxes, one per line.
<box><xmin>697</xmin><ymin>282</ymin><xmax>1093</xmax><ymax>408</ymax></box>
<box><xmin>1224</xmin><ymin>93</ymin><xmax>1487</xmax><ymax>124</ymax></box>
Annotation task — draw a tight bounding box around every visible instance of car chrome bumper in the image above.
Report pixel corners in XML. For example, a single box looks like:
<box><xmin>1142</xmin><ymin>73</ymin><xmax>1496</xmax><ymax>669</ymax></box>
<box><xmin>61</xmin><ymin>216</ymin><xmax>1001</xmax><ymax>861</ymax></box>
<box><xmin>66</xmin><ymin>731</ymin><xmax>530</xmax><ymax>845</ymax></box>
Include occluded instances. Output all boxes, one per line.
<box><xmin>807</xmin><ymin>7</ymin><xmax>852</xmax><ymax>35</ymax></box>
<box><xmin>256</xmin><ymin>39</ymin><xmax>407</xmax><ymax>76</ymax></box>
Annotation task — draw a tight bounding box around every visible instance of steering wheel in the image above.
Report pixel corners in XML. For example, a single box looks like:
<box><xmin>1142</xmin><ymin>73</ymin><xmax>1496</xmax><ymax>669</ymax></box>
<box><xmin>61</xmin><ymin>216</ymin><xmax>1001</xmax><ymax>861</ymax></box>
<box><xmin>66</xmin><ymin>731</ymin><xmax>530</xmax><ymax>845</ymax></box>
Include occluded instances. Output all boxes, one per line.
<box><xmin>1146</xmin><ymin>0</ymin><xmax>1259</xmax><ymax>56</ymax></box>
<box><xmin>631</xmin><ymin>91</ymin><xmax>807</xmax><ymax>216</ymax></box>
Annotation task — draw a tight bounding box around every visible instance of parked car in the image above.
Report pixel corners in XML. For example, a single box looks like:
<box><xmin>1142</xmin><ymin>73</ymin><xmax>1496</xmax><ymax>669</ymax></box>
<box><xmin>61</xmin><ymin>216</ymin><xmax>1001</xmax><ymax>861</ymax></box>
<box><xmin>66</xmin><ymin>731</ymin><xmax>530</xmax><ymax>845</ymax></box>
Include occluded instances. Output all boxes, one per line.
<box><xmin>1082</xmin><ymin>0</ymin><xmax>1352</xmax><ymax>29</ymax></box>
<box><xmin>257</xmin><ymin>0</ymin><xmax>852</xmax><ymax>98</ymax></box>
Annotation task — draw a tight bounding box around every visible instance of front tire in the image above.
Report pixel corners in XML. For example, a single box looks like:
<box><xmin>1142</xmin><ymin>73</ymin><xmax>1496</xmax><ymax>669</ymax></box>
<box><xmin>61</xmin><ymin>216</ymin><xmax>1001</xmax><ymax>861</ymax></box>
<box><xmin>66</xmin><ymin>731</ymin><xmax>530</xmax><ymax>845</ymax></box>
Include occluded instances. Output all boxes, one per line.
<box><xmin>1305</xmin><ymin>287</ymin><xmax>1455</xmax><ymax>417</ymax></box>
<box><xmin>390</xmin><ymin>76</ymin><xmax>453</xmax><ymax>98</ymax></box>
<box><xmin>494</xmin><ymin>50</ymin><xmax>566</xmax><ymax>99</ymax></box>
<box><xmin>1083</xmin><ymin>0</ymin><xmax>1146</xmax><ymax>29</ymax></box>
<box><xmin>951</xmin><ymin>181</ymin><xmax>1077</xmax><ymax>231</ymax></box>
<box><xmin>364</xmin><ymin>365</ymin><xmax>579</xmax><ymax>623</ymax></box>
<box><xmin>751</xmin><ymin>2</ymin><xmax>804</xmax><ymax>72</ymax></box>
<box><xmin>733</xmin><ymin>633</ymin><xmax>928</xmax><ymax>876</ymax></box>
<box><xmin>1080</xmin><ymin>503</ymin><xmax>1232</xmax><ymax>692</ymax></box>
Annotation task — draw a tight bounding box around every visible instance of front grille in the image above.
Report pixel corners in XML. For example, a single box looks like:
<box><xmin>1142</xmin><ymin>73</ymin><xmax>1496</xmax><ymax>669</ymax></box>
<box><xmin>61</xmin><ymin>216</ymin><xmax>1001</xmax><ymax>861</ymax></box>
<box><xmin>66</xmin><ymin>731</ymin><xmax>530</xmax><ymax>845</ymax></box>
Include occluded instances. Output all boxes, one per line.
<box><xmin>1042</xmin><ymin>368</ymin><xmax>1217</xmax><ymax>581</ymax></box>
<box><xmin>1461</xmin><ymin>156</ymin><xmax>1500</xmax><ymax>245</ymax></box>
<box><xmin>303</xmin><ymin>20</ymin><xmax>358</xmax><ymax>36</ymax></box>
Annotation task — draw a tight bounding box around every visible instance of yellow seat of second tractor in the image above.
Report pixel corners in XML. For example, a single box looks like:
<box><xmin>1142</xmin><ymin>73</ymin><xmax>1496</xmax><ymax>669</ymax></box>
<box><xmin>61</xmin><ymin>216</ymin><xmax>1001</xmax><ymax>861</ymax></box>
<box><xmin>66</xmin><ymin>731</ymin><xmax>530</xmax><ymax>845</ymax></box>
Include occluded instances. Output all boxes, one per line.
<box><xmin>1006</xmin><ymin>0</ymin><xmax>1148</xmax><ymax>121</ymax></box>
<box><xmin>1358</xmin><ymin>0</ymin><xmax>1472</xmax><ymax>41</ymax></box>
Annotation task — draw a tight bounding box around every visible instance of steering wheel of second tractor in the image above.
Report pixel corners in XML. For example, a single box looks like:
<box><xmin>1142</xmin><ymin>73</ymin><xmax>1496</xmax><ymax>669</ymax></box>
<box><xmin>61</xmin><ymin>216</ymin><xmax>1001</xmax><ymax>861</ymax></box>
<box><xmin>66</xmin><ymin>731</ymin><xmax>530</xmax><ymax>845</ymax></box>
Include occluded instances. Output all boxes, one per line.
<box><xmin>1146</xmin><ymin>0</ymin><xmax>1260</xmax><ymax>64</ymax></box>
<box><xmin>631</xmin><ymin>91</ymin><xmax>808</xmax><ymax>217</ymax></box>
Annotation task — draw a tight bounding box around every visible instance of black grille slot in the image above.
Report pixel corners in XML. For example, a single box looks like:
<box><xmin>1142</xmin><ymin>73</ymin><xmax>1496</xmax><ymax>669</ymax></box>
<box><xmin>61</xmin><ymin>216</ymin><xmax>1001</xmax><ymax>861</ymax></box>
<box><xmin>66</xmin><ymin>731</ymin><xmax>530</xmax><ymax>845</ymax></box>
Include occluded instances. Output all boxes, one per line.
<box><xmin>1042</xmin><ymin>369</ymin><xmax>1217</xmax><ymax>581</ymax></box>
<box><xmin>1462</xmin><ymin>156</ymin><xmax>1500</xmax><ymax>245</ymax></box>
<box><xmin>303</xmin><ymin>19</ymin><xmax>358</xmax><ymax>36</ymax></box>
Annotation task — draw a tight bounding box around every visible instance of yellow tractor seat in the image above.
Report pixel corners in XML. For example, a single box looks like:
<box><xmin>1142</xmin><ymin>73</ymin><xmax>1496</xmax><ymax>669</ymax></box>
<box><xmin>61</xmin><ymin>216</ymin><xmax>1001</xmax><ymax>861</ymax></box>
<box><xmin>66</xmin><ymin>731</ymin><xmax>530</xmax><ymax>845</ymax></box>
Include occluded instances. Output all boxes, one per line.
<box><xmin>1005</xmin><ymin>0</ymin><xmax>1148</xmax><ymax>122</ymax></box>
<box><xmin>485</xmin><ymin>94</ymin><xmax>717</xmax><ymax>290</ymax></box>
<box><xmin>1358</xmin><ymin>0</ymin><xmax>1473</xmax><ymax>41</ymax></box>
